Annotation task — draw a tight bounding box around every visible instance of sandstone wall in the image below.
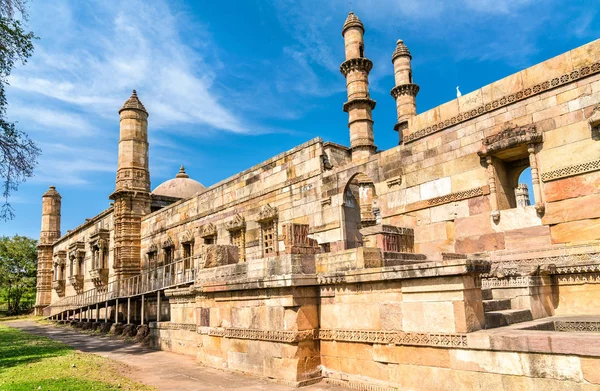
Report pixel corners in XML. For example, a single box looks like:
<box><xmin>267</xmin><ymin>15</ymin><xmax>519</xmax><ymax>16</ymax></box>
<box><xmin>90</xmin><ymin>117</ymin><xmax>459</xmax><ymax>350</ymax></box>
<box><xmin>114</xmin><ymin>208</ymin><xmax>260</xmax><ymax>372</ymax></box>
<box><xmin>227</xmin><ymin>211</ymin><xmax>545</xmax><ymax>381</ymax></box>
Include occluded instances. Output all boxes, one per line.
<box><xmin>51</xmin><ymin>208</ymin><xmax>114</xmax><ymax>302</ymax></box>
<box><xmin>374</xmin><ymin>38</ymin><xmax>600</xmax><ymax>255</ymax></box>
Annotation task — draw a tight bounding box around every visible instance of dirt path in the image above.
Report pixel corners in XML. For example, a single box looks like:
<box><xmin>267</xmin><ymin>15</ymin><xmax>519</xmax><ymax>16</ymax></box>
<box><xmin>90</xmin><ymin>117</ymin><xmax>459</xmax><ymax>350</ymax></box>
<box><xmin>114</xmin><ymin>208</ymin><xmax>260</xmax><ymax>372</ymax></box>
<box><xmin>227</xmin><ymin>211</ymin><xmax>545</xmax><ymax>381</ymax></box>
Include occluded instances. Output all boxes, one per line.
<box><xmin>6</xmin><ymin>321</ymin><xmax>345</xmax><ymax>391</ymax></box>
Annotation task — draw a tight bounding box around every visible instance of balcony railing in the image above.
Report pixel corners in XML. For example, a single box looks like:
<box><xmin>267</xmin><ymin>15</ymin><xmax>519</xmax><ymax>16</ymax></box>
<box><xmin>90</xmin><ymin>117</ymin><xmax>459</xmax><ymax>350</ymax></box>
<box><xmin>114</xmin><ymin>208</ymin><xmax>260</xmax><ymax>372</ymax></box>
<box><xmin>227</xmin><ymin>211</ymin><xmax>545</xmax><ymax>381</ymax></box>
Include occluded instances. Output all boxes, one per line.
<box><xmin>47</xmin><ymin>256</ymin><xmax>197</xmax><ymax>316</ymax></box>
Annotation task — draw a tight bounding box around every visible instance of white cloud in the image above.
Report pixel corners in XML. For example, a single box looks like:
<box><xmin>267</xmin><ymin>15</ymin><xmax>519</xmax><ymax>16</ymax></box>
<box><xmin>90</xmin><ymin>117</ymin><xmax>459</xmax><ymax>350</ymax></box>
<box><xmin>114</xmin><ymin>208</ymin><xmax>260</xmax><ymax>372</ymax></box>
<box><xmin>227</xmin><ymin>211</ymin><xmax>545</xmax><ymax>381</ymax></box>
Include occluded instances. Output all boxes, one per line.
<box><xmin>9</xmin><ymin>0</ymin><xmax>246</xmax><ymax>134</ymax></box>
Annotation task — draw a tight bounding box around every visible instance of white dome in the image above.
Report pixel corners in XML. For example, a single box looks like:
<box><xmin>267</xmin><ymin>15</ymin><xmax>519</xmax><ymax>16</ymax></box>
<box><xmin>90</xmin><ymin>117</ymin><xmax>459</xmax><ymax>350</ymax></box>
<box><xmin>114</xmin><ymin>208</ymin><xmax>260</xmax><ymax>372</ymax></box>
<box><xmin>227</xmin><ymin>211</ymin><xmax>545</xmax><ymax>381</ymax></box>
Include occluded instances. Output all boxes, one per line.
<box><xmin>152</xmin><ymin>166</ymin><xmax>205</xmax><ymax>199</ymax></box>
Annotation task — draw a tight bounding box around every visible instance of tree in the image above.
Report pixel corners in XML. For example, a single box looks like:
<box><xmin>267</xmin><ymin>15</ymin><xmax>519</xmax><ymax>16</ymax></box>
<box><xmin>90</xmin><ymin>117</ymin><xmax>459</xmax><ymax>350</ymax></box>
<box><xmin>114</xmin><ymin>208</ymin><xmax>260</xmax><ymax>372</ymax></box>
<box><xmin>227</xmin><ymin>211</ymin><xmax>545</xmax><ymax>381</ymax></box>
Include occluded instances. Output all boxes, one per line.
<box><xmin>0</xmin><ymin>0</ymin><xmax>39</xmax><ymax>220</ymax></box>
<box><xmin>0</xmin><ymin>235</ymin><xmax>37</xmax><ymax>313</ymax></box>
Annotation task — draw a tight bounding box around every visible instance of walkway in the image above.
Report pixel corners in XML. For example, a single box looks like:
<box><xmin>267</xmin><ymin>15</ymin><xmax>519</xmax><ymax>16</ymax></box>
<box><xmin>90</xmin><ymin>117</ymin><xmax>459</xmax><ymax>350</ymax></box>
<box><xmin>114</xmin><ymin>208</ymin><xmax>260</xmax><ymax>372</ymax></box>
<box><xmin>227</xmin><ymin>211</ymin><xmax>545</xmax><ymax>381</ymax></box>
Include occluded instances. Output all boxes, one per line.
<box><xmin>6</xmin><ymin>321</ymin><xmax>345</xmax><ymax>391</ymax></box>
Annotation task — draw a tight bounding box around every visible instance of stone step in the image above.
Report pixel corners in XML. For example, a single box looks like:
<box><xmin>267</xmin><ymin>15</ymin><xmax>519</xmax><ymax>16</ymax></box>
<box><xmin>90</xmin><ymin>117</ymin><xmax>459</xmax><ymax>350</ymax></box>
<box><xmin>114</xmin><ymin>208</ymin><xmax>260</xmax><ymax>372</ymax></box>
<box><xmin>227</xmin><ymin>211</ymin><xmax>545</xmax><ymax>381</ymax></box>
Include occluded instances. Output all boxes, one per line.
<box><xmin>482</xmin><ymin>289</ymin><xmax>493</xmax><ymax>300</ymax></box>
<box><xmin>485</xmin><ymin>309</ymin><xmax>533</xmax><ymax>329</ymax></box>
<box><xmin>483</xmin><ymin>299</ymin><xmax>512</xmax><ymax>312</ymax></box>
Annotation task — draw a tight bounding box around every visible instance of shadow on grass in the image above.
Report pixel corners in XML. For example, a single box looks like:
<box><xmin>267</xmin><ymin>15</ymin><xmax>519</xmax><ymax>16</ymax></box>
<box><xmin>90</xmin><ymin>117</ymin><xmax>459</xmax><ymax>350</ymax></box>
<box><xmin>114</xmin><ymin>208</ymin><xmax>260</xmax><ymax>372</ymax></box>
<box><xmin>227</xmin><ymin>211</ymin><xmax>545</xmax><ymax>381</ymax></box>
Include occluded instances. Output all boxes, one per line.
<box><xmin>0</xmin><ymin>325</ymin><xmax>72</xmax><ymax>370</ymax></box>
<box><xmin>0</xmin><ymin>378</ymin><xmax>120</xmax><ymax>391</ymax></box>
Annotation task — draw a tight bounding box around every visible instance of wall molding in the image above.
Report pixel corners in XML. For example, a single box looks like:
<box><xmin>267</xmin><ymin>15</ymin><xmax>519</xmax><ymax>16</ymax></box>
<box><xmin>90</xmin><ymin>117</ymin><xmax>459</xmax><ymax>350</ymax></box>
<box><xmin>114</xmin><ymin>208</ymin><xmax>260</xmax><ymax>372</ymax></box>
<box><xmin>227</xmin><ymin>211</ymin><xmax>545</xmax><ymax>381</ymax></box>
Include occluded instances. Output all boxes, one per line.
<box><xmin>404</xmin><ymin>61</ymin><xmax>600</xmax><ymax>144</ymax></box>
<box><xmin>403</xmin><ymin>186</ymin><xmax>489</xmax><ymax>214</ymax></box>
<box><xmin>317</xmin><ymin>329</ymin><xmax>467</xmax><ymax>348</ymax></box>
<box><xmin>198</xmin><ymin>327</ymin><xmax>317</xmax><ymax>343</ymax></box>
<box><xmin>541</xmin><ymin>159</ymin><xmax>600</xmax><ymax>182</ymax></box>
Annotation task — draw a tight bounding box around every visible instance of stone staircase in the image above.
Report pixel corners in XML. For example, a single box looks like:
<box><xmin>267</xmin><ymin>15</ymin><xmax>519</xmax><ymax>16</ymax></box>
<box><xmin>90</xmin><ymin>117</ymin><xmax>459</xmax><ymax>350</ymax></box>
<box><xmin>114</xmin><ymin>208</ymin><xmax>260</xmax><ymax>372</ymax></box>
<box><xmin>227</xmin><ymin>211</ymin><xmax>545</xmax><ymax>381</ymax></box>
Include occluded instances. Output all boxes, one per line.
<box><xmin>482</xmin><ymin>289</ymin><xmax>533</xmax><ymax>329</ymax></box>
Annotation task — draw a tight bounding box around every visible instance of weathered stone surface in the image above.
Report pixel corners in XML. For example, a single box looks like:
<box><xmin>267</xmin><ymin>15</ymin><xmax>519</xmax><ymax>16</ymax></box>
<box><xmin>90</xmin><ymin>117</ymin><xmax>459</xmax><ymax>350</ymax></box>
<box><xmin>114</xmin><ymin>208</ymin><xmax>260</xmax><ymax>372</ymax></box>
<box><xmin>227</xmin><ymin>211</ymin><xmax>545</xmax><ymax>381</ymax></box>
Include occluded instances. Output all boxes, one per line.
<box><xmin>455</xmin><ymin>232</ymin><xmax>505</xmax><ymax>253</ymax></box>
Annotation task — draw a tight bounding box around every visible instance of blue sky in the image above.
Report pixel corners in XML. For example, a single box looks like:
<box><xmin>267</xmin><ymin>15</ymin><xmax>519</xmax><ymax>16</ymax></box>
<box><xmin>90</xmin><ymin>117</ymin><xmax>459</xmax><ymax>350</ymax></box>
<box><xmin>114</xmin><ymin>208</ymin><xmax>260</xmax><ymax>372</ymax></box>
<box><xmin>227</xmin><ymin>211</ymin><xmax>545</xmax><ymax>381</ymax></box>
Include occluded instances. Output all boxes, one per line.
<box><xmin>2</xmin><ymin>0</ymin><xmax>599</xmax><ymax>238</ymax></box>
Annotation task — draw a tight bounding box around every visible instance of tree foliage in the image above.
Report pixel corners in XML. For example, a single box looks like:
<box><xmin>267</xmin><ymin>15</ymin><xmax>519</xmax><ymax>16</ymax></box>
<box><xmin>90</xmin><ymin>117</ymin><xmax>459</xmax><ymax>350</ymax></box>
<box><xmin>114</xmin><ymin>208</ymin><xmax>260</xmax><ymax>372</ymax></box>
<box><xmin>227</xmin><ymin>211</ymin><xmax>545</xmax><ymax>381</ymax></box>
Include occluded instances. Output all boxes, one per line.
<box><xmin>0</xmin><ymin>235</ymin><xmax>37</xmax><ymax>313</ymax></box>
<box><xmin>0</xmin><ymin>0</ymin><xmax>39</xmax><ymax>221</ymax></box>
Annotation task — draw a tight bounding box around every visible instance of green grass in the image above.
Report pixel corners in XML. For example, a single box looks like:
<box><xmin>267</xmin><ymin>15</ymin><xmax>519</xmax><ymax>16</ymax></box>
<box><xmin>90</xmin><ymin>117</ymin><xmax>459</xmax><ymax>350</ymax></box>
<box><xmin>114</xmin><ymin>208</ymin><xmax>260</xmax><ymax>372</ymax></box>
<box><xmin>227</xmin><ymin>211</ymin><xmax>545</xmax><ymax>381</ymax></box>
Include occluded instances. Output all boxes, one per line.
<box><xmin>0</xmin><ymin>324</ymin><xmax>155</xmax><ymax>390</ymax></box>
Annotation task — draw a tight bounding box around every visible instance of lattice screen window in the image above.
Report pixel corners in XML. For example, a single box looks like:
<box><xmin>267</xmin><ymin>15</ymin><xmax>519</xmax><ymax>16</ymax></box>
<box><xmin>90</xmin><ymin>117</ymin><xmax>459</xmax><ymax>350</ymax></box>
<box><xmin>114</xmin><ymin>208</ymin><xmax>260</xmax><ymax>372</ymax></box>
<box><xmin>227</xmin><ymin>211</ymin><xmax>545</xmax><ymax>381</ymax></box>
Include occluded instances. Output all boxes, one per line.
<box><xmin>163</xmin><ymin>246</ymin><xmax>174</xmax><ymax>265</ymax></box>
<box><xmin>230</xmin><ymin>229</ymin><xmax>245</xmax><ymax>261</ymax></box>
<box><xmin>182</xmin><ymin>242</ymin><xmax>193</xmax><ymax>269</ymax></box>
<box><xmin>262</xmin><ymin>222</ymin><xmax>275</xmax><ymax>257</ymax></box>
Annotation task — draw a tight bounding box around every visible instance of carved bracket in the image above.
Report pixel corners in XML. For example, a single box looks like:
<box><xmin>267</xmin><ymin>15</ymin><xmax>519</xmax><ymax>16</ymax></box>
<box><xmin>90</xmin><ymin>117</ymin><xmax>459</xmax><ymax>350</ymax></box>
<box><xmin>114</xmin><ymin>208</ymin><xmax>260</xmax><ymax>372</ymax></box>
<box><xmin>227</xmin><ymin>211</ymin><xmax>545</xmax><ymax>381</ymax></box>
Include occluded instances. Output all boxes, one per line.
<box><xmin>225</xmin><ymin>214</ymin><xmax>246</xmax><ymax>232</ymax></box>
<box><xmin>200</xmin><ymin>223</ymin><xmax>217</xmax><ymax>238</ymax></box>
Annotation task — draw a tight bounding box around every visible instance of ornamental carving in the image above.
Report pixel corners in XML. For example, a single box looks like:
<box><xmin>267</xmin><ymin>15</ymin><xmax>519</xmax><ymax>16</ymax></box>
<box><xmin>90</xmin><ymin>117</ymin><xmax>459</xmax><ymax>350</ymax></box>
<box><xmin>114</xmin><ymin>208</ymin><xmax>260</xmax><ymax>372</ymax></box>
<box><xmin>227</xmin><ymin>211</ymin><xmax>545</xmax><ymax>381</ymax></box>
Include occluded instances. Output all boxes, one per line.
<box><xmin>179</xmin><ymin>230</ymin><xmax>194</xmax><ymax>244</ymax></box>
<box><xmin>162</xmin><ymin>237</ymin><xmax>174</xmax><ymax>249</ymax></box>
<box><xmin>257</xmin><ymin>204</ymin><xmax>278</xmax><ymax>223</ymax></box>
<box><xmin>404</xmin><ymin>61</ymin><xmax>600</xmax><ymax>144</ymax></box>
<box><xmin>343</xmin><ymin>98</ymin><xmax>376</xmax><ymax>113</ymax></box>
<box><xmin>317</xmin><ymin>329</ymin><xmax>468</xmax><ymax>348</ymax></box>
<box><xmin>148</xmin><ymin>242</ymin><xmax>158</xmax><ymax>253</ymax></box>
<box><xmin>197</xmin><ymin>327</ymin><xmax>317</xmax><ymax>343</ymax></box>
<box><xmin>53</xmin><ymin>250</ymin><xmax>67</xmax><ymax>266</ymax></box>
<box><xmin>339</xmin><ymin>57</ymin><xmax>373</xmax><ymax>77</ymax></box>
<box><xmin>200</xmin><ymin>223</ymin><xmax>217</xmax><ymax>238</ymax></box>
<box><xmin>225</xmin><ymin>214</ymin><xmax>246</xmax><ymax>231</ymax></box>
<box><xmin>541</xmin><ymin>159</ymin><xmax>600</xmax><ymax>182</ymax></box>
<box><xmin>478</xmin><ymin>124</ymin><xmax>542</xmax><ymax>157</ymax></box>
<box><xmin>390</xmin><ymin>83</ymin><xmax>420</xmax><ymax>99</ymax></box>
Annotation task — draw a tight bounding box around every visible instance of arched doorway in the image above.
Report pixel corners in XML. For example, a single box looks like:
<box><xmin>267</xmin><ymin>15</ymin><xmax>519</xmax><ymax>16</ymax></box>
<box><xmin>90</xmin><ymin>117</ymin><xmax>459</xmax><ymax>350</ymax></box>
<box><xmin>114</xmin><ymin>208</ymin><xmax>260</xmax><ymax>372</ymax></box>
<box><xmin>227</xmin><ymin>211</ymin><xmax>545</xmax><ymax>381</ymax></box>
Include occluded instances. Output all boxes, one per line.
<box><xmin>342</xmin><ymin>173</ymin><xmax>378</xmax><ymax>249</ymax></box>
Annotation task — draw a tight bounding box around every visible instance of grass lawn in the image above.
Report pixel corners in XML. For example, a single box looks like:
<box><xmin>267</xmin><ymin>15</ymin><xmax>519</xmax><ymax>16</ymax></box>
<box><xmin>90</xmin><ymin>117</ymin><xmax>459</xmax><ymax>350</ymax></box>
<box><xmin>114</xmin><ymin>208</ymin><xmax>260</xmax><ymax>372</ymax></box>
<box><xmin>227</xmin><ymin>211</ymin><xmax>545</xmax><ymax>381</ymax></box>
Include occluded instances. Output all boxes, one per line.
<box><xmin>0</xmin><ymin>324</ymin><xmax>155</xmax><ymax>391</ymax></box>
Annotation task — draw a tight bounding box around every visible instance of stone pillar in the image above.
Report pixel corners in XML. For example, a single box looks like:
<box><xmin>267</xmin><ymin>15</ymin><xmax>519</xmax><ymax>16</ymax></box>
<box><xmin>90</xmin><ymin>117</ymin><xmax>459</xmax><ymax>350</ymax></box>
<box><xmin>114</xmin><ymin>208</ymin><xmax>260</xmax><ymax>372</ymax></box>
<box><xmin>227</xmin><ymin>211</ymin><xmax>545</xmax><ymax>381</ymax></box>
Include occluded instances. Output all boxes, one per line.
<box><xmin>486</xmin><ymin>156</ymin><xmax>500</xmax><ymax>222</ymax></box>
<box><xmin>34</xmin><ymin>186</ymin><xmax>61</xmax><ymax>315</ymax></box>
<box><xmin>390</xmin><ymin>40</ymin><xmax>419</xmax><ymax>144</ymax></box>
<box><xmin>528</xmin><ymin>144</ymin><xmax>545</xmax><ymax>214</ymax></box>
<box><xmin>341</xmin><ymin>12</ymin><xmax>377</xmax><ymax>161</ymax></box>
<box><xmin>109</xmin><ymin>90</ymin><xmax>151</xmax><ymax>281</ymax></box>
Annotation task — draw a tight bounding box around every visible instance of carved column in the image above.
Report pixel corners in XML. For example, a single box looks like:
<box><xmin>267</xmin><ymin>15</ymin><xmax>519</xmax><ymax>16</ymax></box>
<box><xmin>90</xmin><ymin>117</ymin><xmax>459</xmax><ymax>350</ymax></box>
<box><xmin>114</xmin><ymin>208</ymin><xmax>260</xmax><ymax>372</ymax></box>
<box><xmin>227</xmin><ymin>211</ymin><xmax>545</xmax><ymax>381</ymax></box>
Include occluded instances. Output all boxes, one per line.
<box><xmin>486</xmin><ymin>156</ymin><xmax>500</xmax><ymax>222</ymax></box>
<box><xmin>528</xmin><ymin>144</ymin><xmax>545</xmax><ymax>214</ymax></box>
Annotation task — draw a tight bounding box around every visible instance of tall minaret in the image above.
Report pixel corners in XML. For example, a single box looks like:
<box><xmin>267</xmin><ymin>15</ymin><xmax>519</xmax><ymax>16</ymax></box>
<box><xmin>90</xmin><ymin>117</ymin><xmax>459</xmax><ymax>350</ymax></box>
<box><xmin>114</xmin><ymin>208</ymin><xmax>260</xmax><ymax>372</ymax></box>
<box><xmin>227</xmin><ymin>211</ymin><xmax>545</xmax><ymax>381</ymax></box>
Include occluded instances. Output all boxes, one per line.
<box><xmin>109</xmin><ymin>90</ymin><xmax>151</xmax><ymax>280</ymax></box>
<box><xmin>34</xmin><ymin>186</ymin><xmax>61</xmax><ymax>315</ymax></box>
<box><xmin>390</xmin><ymin>39</ymin><xmax>419</xmax><ymax>144</ymax></box>
<box><xmin>341</xmin><ymin>12</ymin><xmax>376</xmax><ymax>161</ymax></box>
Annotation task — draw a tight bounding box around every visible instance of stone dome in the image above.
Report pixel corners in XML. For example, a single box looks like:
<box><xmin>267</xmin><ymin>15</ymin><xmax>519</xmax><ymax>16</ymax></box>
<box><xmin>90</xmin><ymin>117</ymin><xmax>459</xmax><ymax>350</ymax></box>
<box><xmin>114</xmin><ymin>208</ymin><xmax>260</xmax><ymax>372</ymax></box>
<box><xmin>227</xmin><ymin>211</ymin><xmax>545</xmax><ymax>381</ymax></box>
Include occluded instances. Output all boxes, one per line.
<box><xmin>151</xmin><ymin>166</ymin><xmax>205</xmax><ymax>199</ymax></box>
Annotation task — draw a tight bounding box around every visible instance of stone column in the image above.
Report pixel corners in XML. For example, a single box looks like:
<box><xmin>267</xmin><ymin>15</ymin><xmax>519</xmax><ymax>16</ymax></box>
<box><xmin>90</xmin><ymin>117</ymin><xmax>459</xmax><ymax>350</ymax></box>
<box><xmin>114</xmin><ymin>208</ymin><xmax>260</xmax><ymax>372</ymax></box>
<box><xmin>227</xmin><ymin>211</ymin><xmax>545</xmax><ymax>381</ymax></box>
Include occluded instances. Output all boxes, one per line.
<box><xmin>528</xmin><ymin>144</ymin><xmax>545</xmax><ymax>214</ymax></box>
<box><xmin>486</xmin><ymin>156</ymin><xmax>500</xmax><ymax>222</ymax></box>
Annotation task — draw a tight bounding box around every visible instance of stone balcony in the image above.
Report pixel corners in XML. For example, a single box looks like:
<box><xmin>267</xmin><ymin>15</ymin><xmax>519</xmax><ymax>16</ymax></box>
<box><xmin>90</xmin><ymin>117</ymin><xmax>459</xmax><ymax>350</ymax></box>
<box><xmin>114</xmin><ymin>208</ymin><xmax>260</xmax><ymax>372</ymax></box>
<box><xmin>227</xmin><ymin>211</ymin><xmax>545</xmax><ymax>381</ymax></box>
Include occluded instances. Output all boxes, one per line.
<box><xmin>89</xmin><ymin>268</ymin><xmax>108</xmax><ymax>287</ymax></box>
<box><xmin>52</xmin><ymin>279</ymin><xmax>65</xmax><ymax>296</ymax></box>
<box><xmin>68</xmin><ymin>274</ymin><xmax>84</xmax><ymax>291</ymax></box>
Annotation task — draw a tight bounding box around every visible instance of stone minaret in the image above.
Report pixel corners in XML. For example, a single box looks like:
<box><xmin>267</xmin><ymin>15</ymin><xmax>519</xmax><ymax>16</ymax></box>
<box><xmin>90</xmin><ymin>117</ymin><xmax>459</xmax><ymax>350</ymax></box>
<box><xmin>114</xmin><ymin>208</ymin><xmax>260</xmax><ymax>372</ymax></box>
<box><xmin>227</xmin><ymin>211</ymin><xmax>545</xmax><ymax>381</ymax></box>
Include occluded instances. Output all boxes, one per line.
<box><xmin>109</xmin><ymin>90</ymin><xmax>151</xmax><ymax>280</ymax></box>
<box><xmin>515</xmin><ymin>183</ymin><xmax>531</xmax><ymax>207</ymax></box>
<box><xmin>34</xmin><ymin>186</ymin><xmax>61</xmax><ymax>315</ymax></box>
<box><xmin>341</xmin><ymin>12</ymin><xmax>377</xmax><ymax>161</ymax></box>
<box><xmin>391</xmin><ymin>39</ymin><xmax>419</xmax><ymax>144</ymax></box>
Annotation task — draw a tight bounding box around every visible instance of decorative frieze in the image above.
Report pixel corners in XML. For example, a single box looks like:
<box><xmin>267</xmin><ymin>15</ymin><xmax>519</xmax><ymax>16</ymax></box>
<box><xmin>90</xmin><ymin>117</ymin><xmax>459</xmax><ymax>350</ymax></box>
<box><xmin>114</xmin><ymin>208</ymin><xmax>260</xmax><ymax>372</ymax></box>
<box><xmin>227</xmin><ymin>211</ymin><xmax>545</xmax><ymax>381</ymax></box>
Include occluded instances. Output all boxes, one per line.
<box><xmin>153</xmin><ymin>322</ymin><xmax>197</xmax><ymax>331</ymax></box>
<box><xmin>402</xmin><ymin>186</ymin><xmax>489</xmax><ymax>214</ymax></box>
<box><xmin>404</xmin><ymin>61</ymin><xmax>600</xmax><ymax>143</ymax></box>
<box><xmin>482</xmin><ymin>276</ymin><xmax>544</xmax><ymax>289</ymax></box>
<box><xmin>541</xmin><ymin>159</ymin><xmax>600</xmax><ymax>182</ymax></box>
<box><xmin>493</xmin><ymin>252</ymin><xmax>600</xmax><ymax>268</ymax></box>
<box><xmin>198</xmin><ymin>327</ymin><xmax>317</xmax><ymax>343</ymax></box>
<box><xmin>555</xmin><ymin>321</ymin><xmax>600</xmax><ymax>333</ymax></box>
<box><xmin>317</xmin><ymin>329</ymin><xmax>468</xmax><ymax>348</ymax></box>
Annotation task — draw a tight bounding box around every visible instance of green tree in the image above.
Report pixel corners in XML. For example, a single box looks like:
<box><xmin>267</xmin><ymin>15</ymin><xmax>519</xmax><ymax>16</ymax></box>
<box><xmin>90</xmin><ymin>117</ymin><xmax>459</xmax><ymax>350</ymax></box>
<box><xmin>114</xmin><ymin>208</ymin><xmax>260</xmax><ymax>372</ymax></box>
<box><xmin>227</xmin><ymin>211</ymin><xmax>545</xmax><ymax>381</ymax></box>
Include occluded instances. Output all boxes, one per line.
<box><xmin>0</xmin><ymin>235</ymin><xmax>37</xmax><ymax>313</ymax></box>
<box><xmin>0</xmin><ymin>0</ymin><xmax>40</xmax><ymax>220</ymax></box>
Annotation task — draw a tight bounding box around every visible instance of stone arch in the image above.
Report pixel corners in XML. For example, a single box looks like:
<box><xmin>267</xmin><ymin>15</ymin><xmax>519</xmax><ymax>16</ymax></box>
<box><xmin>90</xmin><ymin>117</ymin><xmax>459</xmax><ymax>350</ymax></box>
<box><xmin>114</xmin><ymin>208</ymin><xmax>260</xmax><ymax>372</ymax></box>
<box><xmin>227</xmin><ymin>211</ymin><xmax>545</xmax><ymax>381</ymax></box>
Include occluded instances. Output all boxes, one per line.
<box><xmin>342</xmin><ymin>172</ymin><xmax>378</xmax><ymax>249</ymax></box>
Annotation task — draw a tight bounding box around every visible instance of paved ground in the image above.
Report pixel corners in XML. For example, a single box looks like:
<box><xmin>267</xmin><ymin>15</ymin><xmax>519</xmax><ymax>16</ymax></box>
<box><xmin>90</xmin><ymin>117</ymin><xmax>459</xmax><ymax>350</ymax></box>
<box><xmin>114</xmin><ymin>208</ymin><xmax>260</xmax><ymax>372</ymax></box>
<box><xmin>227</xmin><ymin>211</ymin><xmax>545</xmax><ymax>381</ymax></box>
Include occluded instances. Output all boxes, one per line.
<box><xmin>6</xmin><ymin>321</ymin><xmax>345</xmax><ymax>391</ymax></box>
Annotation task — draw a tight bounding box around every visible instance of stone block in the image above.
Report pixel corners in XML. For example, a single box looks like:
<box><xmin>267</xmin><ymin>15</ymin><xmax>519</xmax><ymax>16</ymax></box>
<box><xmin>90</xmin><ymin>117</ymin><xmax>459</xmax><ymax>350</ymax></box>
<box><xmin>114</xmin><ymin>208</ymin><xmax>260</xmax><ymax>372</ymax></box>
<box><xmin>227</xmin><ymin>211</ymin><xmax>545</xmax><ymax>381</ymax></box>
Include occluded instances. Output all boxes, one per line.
<box><xmin>420</xmin><ymin>177</ymin><xmax>451</xmax><ymax>199</ymax></box>
<box><xmin>455</xmin><ymin>232</ymin><xmax>505</xmax><ymax>253</ymax></box>
<box><xmin>543</xmin><ymin>193</ymin><xmax>600</xmax><ymax>225</ymax></box>
<box><xmin>543</xmin><ymin>170</ymin><xmax>600</xmax><ymax>203</ymax></box>
<box><xmin>550</xmin><ymin>218</ymin><xmax>600</xmax><ymax>244</ymax></box>
<box><xmin>503</xmin><ymin>225</ymin><xmax>552</xmax><ymax>251</ymax></box>
<box><xmin>203</xmin><ymin>245</ymin><xmax>239</xmax><ymax>268</ymax></box>
<box><xmin>581</xmin><ymin>357</ymin><xmax>600</xmax><ymax>384</ymax></box>
<box><xmin>379</xmin><ymin>303</ymin><xmax>402</xmax><ymax>330</ymax></box>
